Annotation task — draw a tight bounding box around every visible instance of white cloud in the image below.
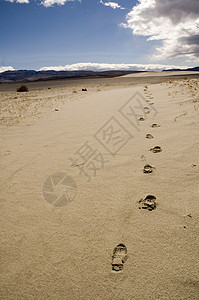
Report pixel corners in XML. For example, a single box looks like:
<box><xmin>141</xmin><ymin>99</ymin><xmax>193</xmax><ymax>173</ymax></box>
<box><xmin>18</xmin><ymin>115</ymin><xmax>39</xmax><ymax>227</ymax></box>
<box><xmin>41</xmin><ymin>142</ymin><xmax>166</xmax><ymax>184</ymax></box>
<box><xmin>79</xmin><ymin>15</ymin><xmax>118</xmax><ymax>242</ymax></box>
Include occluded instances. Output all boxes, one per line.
<box><xmin>122</xmin><ymin>0</ymin><xmax>199</xmax><ymax>59</ymax></box>
<box><xmin>41</xmin><ymin>0</ymin><xmax>81</xmax><ymax>7</ymax></box>
<box><xmin>100</xmin><ymin>0</ymin><xmax>125</xmax><ymax>10</ymax></box>
<box><xmin>0</xmin><ymin>66</ymin><xmax>15</xmax><ymax>73</ymax></box>
<box><xmin>6</xmin><ymin>0</ymin><xmax>30</xmax><ymax>3</ymax></box>
<box><xmin>16</xmin><ymin>0</ymin><xmax>29</xmax><ymax>3</ymax></box>
<box><xmin>38</xmin><ymin>62</ymin><xmax>188</xmax><ymax>72</ymax></box>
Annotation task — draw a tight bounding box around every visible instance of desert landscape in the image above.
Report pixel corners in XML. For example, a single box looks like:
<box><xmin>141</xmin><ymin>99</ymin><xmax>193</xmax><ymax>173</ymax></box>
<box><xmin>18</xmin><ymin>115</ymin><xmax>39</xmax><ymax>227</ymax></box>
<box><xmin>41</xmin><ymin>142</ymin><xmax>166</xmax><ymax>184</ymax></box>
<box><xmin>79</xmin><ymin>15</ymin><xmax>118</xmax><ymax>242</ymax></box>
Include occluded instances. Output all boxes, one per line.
<box><xmin>0</xmin><ymin>71</ymin><xmax>199</xmax><ymax>299</ymax></box>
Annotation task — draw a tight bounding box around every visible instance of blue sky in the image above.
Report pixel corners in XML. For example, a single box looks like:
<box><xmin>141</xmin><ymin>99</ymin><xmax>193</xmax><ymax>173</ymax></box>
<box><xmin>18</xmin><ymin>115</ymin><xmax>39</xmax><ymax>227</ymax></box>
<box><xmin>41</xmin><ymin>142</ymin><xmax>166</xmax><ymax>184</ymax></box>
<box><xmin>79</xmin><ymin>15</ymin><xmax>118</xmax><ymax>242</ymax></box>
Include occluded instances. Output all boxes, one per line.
<box><xmin>0</xmin><ymin>0</ymin><xmax>198</xmax><ymax>71</ymax></box>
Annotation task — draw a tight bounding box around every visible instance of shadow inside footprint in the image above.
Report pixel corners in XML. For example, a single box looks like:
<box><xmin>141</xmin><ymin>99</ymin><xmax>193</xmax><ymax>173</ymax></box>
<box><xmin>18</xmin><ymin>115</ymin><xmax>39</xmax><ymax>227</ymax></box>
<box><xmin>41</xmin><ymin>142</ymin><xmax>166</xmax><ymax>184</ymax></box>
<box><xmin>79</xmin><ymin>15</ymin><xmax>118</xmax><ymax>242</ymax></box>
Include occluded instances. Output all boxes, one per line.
<box><xmin>139</xmin><ymin>117</ymin><xmax>145</xmax><ymax>121</ymax></box>
<box><xmin>146</xmin><ymin>133</ymin><xmax>154</xmax><ymax>139</ymax></box>
<box><xmin>138</xmin><ymin>195</ymin><xmax>157</xmax><ymax>211</ymax></box>
<box><xmin>112</xmin><ymin>244</ymin><xmax>128</xmax><ymax>272</ymax></box>
<box><xmin>143</xmin><ymin>164</ymin><xmax>154</xmax><ymax>173</ymax></box>
<box><xmin>151</xmin><ymin>123</ymin><xmax>161</xmax><ymax>128</ymax></box>
<box><xmin>150</xmin><ymin>146</ymin><xmax>162</xmax><ymax>153</ymax></box>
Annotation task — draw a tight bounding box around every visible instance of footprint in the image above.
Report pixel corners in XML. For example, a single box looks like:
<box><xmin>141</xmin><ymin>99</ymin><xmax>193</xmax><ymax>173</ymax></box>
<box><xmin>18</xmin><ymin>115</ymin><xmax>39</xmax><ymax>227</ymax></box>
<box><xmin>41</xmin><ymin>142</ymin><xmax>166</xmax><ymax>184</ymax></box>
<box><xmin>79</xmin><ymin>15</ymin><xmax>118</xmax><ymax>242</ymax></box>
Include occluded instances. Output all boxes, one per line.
<box><xmin>146</xmin><ymin>133</ymin><xmax>154</xmax><ymax>139</ymax></box>
<box><xmin>144</xmin><ymin>107</ymin><xmax>150</xmax><ymax>114</ymax></box>
<box><xmin>139</xmin><ymin>117</ymin><xmax>145</xmax><ymax>121</ymax></box>
<box><xmin>138</xmin><ymin>195</ymin><xmax>157</xmax><ymax>211</ymax></box>
<box><xmin>111</xmin><ymin>244</ymin><xmax>128</xmax><ymax>272</ymax></box>
<box><xmin>151</xmin><ymin>123</ymin><xmax>161</xmax><ymax>128</ymax></box>
<box><xmin>150</xmin><ymin>146</ymin><xmax>162</xmax><ymax>153</ymax></box>
<box><xmin>143</xmin><ymin>164</ymin><xmax>155</xmax><ymax>173</ymax></box>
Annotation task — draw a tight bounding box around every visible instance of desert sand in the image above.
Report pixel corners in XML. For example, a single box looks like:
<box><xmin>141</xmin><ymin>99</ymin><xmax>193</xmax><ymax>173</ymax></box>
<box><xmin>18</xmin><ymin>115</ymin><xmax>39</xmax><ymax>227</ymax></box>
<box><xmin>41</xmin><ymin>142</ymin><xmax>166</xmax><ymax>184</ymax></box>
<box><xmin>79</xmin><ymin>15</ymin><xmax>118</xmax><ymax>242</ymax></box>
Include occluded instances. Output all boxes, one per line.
<box><xmin>0</xmin><ymin>72</ymin><xmax>199</xmax><ymax>299</ymax></box>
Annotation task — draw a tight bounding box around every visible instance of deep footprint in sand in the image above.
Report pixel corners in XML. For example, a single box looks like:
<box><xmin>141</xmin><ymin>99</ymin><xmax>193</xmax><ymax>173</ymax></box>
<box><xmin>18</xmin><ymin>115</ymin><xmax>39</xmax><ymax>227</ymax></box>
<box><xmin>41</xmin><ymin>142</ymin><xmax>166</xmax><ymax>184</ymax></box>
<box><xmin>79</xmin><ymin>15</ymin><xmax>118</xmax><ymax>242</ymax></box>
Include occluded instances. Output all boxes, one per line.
<box><xmin>138</xmin><ymin>195</ymin><xmax>157</xmax><ymax>211</ymax></box>
<box><xmin>150</xmin><ymin>146</ymin><xmax>162</xmax><ymax>153</ymax></box>
<box><xmin>146</xmin><ymin>133</ymin><xmax>154</xmax><ymax>139</ymax></box>
<box><xmin>151</xmin><ymin>123</ymin><xmax>161</xmax><ymax>128</ymax></box>
<box><xmin>112</xmin><ymin>244</ymin><xmax>128</xmax><ymax>272</ymax></box>
<box><xmin>139</xmin><ymin>117</ymin><xmax>145</xmax><ymax>121</ymax></box>
<box><xmin>143</xmin><ymin>164</ymin><xmax>155</xmax><ymax>173</ymax></box>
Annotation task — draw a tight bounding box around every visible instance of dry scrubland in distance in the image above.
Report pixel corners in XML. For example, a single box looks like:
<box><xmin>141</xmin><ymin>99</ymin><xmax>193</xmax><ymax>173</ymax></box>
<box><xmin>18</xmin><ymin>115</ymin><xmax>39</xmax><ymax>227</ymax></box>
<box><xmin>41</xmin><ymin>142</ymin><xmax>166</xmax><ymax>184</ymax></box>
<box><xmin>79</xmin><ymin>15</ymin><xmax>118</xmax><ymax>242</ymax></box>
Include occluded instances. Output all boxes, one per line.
<box><xmin>0</xmin><ymin>71</ymin><xmax>199</xmax><ymax>299</ymax></box>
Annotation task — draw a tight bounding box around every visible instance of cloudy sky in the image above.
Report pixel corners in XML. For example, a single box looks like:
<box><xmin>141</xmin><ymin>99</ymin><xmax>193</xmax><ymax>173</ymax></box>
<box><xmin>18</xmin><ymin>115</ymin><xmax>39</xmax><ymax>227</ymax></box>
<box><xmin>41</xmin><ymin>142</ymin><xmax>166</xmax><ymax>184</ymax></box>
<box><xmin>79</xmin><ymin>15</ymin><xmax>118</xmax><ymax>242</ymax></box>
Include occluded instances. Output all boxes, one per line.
<box><xmin>0</xmin><ymin>0</ymin><xmax>199</xmax><ymax>72</ymax></box>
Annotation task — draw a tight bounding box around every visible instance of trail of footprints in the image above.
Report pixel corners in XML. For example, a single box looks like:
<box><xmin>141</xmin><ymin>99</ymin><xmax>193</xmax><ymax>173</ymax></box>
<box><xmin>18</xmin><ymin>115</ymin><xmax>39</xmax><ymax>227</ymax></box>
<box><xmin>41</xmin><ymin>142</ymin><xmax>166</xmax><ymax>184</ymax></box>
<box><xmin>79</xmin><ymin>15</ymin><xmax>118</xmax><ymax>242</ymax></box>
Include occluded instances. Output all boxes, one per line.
<box><xmin>112</xmin><ymin>83</ymin><xmax>195</xmax><ymax>272</ymax></box>
<box><xmin>140</xmin><ymin>86</ymin><xmax>162</xmax><ymax>212</ymax></box>
<box><xmin>139</xmin><ymin>86</ymin><xmax>161</xmax><ymax>211</ymax></box>
<box><xmin>112</xmin><ymin>86</ymin><xmax>162</xmax><ymax>272</ymax></box>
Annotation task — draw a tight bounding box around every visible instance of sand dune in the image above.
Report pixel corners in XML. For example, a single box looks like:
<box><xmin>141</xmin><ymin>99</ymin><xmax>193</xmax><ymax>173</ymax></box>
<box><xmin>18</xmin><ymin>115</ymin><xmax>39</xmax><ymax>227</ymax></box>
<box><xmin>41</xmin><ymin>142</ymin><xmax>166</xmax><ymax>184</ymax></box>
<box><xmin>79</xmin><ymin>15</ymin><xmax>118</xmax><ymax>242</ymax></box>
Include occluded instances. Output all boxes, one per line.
<box><xmin>0</xmin><ymin>73</ymin><xmax>199</xmax><ymax>299</ymax></box>
<box><xmin>121</xmin><ymin>70</ymin><xmax>199</xmax><ymax>77</ymax></box>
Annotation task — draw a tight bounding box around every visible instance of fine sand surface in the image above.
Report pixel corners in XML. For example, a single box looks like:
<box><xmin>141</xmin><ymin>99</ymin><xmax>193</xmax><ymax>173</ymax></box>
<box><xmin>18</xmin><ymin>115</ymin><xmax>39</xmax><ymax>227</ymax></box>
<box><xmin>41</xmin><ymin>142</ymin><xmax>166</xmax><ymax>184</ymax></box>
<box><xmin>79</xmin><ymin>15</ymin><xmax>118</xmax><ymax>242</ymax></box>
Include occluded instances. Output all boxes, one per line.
<box><xmin>0</xmin><ymin>72</ymin><xmax>199</xmax><ymax>299</ymax></box>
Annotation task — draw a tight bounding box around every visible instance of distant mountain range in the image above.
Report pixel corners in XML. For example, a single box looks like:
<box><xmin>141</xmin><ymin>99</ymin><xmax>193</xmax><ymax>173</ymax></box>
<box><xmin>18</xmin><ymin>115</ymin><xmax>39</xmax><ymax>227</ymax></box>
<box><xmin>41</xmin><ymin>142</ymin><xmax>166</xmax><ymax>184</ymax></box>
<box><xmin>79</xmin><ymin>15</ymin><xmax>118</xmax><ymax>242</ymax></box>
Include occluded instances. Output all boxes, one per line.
<box><xmin>0</xmin><ymin>67</ymin><xmax>198</xmax><ymax>83</ymax></box>
<box><xmin>0</xmin><ymin>70</ymin><xmax>142</xmax><ymax>83</ymax></box>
